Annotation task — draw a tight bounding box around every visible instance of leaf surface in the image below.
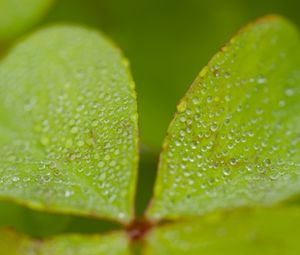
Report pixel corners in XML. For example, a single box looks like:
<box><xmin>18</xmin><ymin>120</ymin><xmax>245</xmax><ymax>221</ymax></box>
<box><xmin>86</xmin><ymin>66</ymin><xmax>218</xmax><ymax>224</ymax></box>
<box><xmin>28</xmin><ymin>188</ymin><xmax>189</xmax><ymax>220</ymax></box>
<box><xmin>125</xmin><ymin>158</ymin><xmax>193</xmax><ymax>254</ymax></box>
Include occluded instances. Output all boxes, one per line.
<box><xmin>144</xmin><ymin>207</ymin><xmax>300</xmax><ymax>255</ymax></box>
<box><xmin>148</xmin><ymin>16</ymin><xmax>300</xmax><ymax>219</ymax></box>
<box><xmin>0</xmin><ymin>0</ymin><xmax>54</xmax><ymax>41</ymax></box>
<box><xmin>0</xmin><ymin>229</ymin><xmax>131</xmax><ymax>255</ymax></box>
<box><xmin>0</xmin><ymin>26</ymin><xmax>138</xmax><ymax>222</ymax></box>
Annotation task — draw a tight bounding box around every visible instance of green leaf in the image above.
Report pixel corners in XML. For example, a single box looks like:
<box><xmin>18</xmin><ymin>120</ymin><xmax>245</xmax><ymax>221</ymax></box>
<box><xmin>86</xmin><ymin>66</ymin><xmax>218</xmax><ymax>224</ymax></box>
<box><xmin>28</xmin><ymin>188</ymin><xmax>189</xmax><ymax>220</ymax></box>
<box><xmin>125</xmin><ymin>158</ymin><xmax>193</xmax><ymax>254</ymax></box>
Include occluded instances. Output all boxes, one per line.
<box><xmin>0</xmin><ymin>0</ymin><xmax>54</xmax><ymax>41</ymax></box>
<box><xmin>147</xmin><ymin>16</ymin><xmax>300</xmax><ymax>220</ymax></box>
<box><xmin>144</xmin><ymin>207</ymin><xmax>300</xmax><ymax>255</ymax></box>
<box><xmin>0</xmin><ymin>26</ymin><xmax>138</xmax><ymax>222</ymax></box>
<box><xmin>0</xmin><ymin>229</ymin><xmax>131</xmax><ymax>255</ymax></box>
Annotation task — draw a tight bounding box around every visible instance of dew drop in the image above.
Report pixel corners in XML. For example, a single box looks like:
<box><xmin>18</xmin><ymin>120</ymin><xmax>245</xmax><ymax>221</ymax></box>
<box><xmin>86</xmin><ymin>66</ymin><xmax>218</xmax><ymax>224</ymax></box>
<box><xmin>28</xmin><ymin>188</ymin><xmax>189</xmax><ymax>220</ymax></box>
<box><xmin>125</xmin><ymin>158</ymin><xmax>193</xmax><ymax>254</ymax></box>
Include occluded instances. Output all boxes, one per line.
<box><xmin>70</xmin><ymin>126</ymin><xmax>79</xmax><ymax>134</ymax></box>
<box><xmin>229</xmin><ymin>158</ymin><xmax>237</xmax><ymax>165</ymax></box>
<box><xmin>206</xmin><ymin>96</ymin><xmax>213</xmax><ymax>103</ymax></box>
<box><xmin>192</xmin><ymin>97</ymin><xmax>200</xmax><ymax>105</ymax></box>
<box><xmin>223</xmin><ymin>168</ymin><xmax>231</xmax><ymax>176</ymax></box>
<box><xmin>65</xmin><ymin>190</ymin><xmax>74</xmax><ymax>197</ymax></box>
<box><xmin>255</xmin><ymin>107</ymin><xmax>264</xmax><ymax>115</ymax></box>
<box><xmin>99</xmin><ymin>173</ymin><xmax>106</xmax><ymax>181</ymax></box>
<box><xmin>77</xmin><ymin>140</ymin><xmax>84</xmax><ymax>147</ymax></box>
<box><xmin>210</xmin><ymin>124</ymin><xmax>218</xmax><ymax>132</ymax></box>
<box><xmin>225</xmin><ymin>95</ymin><xmax>231</xmax><ymax>102</ymax></box>
<box><xmin>109</xmin><ymin>160</ymin><xmax>117</xmax><ymax>167</ymax></box>
<box><xmin>279</xmin><ymin>100</ymin><xmax>286</xmax><ymax>107</ymax></box>
<box><xmin>98</xmin><ymin>161</ymin><xmax>105</xmax><ymax>168</ymax></box>
<box><xmin>12</xmin><ymin>176</ymin><xmax>20</xmax><ymax>182</ymax></box>
<box><xmin>256</xmin><ymin>75</ymin><xmax>267</xmax><ymax>84</ymax></box>
<box><xmin>285</xmin><ymin>88</ymin><xmax>294</xmax><ymax>97</ymax></box>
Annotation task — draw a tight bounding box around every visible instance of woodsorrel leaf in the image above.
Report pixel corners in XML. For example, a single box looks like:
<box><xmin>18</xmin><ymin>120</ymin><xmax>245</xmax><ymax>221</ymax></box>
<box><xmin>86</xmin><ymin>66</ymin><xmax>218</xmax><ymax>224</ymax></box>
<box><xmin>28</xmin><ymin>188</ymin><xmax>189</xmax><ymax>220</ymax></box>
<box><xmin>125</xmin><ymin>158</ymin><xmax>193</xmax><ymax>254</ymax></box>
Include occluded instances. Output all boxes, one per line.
<box><xmin>144</xmin><ymin>207</ymin><xmax>300</xmax><ymax>255</ymax></box>
<box><xmin>0</xmin><ymin>26</ymin><xmax>138</xmax><ymax>222</ymax></box>
<box><xmin>0</xmin><ymin>0</ymin><xmax>54</xmax><ymax>41</ymax></box>
<box><xmin>147</xmin><ymin>16</ymin><xmax>300</xmax><ymax>220</ymax></box>
<box><xmin>0</xmin><ymin>229</ymin><xmax>131</xmax><ymax>255</ymax></box>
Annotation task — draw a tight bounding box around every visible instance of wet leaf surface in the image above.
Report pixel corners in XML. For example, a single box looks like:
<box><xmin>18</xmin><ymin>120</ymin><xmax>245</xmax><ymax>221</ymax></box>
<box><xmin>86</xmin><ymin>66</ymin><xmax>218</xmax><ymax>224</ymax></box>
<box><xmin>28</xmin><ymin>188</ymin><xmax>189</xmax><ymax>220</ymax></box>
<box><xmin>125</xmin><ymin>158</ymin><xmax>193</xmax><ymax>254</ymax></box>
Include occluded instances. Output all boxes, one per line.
<box><xmin>0</xmin><ymin>26</ymin><xmax>138</xmax><ymax>222</ymax></box>
<box><xmin>148</xmin><ymin>16</ymin><xmax>300</xmax><ymax>220</ymax></box>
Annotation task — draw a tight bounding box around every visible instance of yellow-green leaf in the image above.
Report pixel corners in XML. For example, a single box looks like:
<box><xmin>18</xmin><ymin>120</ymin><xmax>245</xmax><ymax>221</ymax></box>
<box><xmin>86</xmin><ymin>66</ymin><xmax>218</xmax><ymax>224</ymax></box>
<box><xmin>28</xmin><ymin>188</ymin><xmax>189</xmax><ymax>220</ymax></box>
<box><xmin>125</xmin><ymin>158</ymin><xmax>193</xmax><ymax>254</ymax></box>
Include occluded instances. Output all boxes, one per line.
<box><xmin>147</xmin><ymin>16</ymin><xmax>300</xmax><ymax>220</ymax></box>
<box><xmin>0</xmin><ymin>229</ymin><xmax>131</xmax><ymax>255</ymax></box>
<box><xmin>0</xmin><ymin>0</ymin><xmax>54</xmax><ymax>41</ymax></box>
<box><xmin>144</xmin><ymin>207</ymin><xmax>300</xmax><ymax>255</ymax></box>
<box><xmin>0</xmin><ymin>26</ymin><xmax>138</xmax><ymax>223</ymax></box>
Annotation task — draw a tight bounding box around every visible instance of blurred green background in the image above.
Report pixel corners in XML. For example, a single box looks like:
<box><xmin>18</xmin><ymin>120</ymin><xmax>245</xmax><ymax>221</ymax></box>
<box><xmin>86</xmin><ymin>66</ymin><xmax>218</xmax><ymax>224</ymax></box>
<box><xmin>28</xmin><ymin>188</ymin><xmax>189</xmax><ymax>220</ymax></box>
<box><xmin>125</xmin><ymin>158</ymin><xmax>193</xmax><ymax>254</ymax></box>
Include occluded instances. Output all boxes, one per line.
<box><xmin>1</xmin><ymin>0</ymin><xmax>300</xmax><ymax>236</ymax></box>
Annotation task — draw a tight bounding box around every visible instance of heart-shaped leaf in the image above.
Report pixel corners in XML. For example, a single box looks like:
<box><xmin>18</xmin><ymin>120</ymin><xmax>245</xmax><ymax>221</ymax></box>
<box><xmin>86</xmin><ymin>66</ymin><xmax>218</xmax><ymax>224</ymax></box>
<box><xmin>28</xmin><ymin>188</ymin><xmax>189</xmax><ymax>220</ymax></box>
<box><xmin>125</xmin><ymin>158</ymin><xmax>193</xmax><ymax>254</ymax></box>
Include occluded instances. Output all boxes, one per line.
<box><xmin>144</xmin><ymin>207</ymin><xmax>300</xmax><ymax>255</ymax></box>
<box><xmin>0</xmin><ymin>0</ymin><xmax>54</xmax><ymax>41</ymax></box>
<box><xmin>147</xmin><ymin>16</ymin><xmax>300</xmax><ymax>220</ymax></box>
<box><xmin>0</xmin><ymin>229</ymin><xmax>131</xmax><ymax>255</ymax></box>
<box><xmin>0</xmin><ymin>26</ymin><xmax>138</xmax><ymax>222</ymax></box>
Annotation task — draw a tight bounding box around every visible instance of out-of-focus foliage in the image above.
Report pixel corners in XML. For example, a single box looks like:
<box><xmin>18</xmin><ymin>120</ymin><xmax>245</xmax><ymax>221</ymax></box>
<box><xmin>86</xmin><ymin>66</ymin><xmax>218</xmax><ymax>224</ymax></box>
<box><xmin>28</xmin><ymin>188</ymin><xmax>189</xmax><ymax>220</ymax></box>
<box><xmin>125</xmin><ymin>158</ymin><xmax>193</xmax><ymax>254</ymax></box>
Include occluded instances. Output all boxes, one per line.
<box><xmin>0</xmin><ymin>0</ymin><xmax>54</xmax><ymax>41</ymax></box>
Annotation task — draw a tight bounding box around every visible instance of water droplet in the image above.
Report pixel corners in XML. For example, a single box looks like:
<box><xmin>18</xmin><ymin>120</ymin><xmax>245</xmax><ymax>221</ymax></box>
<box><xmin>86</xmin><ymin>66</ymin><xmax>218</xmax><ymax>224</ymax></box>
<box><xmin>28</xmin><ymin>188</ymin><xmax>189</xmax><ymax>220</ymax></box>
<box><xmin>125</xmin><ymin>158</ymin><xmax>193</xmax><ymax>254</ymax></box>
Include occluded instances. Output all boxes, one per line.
<box><xmin>65</xmin><ymin>190</ymin><xmax>74</xmax><ymax>197</ymax></box>
<box><xmin>70</xmin><ymin>126</ymin><xmax>79</xmax><ymax>134</ymax></box>
<box><xmin>213</xmin><ymin>69</ymin><xmax>220</xmax><ymax>77</ymax></box>
<box><xmin>278</xmin><ymin>100</ymin><xmax>286</xmax><ymax>107</ymax></box>
<box><xmin>98</xmin><ymin>161</ymin><xmax>105</xmax><ymax>167</ymax></box>
<box><xmin>256</xmin><ymin>75</ymin><xmax>267</xmax><ymax>84</ymax></box>
<box><xmin>223</xmin><ymin>168</ymin><xmax>231</xmax><ymax>176</ymax></box>
<box><xmin>210</xmin><ymin>124</ymin><xmax>218</xmax><ymax>132</ymax></box>
<box><xmin>12</xmin><ymin>176</ymin><xmax>20</xmax><ymax>182</ymax></box>
<box><xmin>99</xmin><ymin>173</ymin><xmax>106</xmax><ymax>180</ymax></box>
<box><xmin>225</xmin><ymin>95</ymin><xmax>231</xmax><ymax>102</ymax></box>
<box><xmin>229</xmin><ymin>158</ymin><xmax>237</xmax><ymax>165</ymax></box>
<box><xmin>201</xmin><ymin>87</ymin><xmax>207</xmax><ymax>95</ymax></box>
<box><xmin>224</xmin><ymin>71</ymin><xmax>230</xmax><ymax>79</ymax></box>
<box><xmin>192</xmin><ymin>97</ymin><xmax>200</xmax><ymax>105</ymax></box>
<box><xmin>255</xmin><ymin>107</ymin><xmax>264</xmax><ymax>115</ymax></box>
<box><xmin>285</xmin><ymin>88</ymin><xmax>294</xmax><ymax>97</ymax></box>
<box><xmin>104</xmin><ymin>155</ymin><xmax>111</xmax><ymax>161</ymax></box>
<box><xmin>109</xmin><ymin>160</ymin><xmax>117</xmax><ymax>167</ymax></box>
<box><xmin>206</xmin><ymin>96</ymin><xmax>213</xmax><ymax>103</ymax></box>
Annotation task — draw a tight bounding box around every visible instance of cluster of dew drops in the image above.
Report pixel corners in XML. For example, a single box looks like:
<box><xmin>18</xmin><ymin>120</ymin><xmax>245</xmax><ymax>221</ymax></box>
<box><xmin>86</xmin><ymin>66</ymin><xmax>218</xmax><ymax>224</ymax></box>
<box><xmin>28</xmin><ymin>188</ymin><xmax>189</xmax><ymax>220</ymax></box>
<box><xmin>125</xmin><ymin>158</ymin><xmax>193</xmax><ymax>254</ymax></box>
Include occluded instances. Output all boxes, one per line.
<box><xmin>161</xmin><ymin>59</ymin><xmax>300</xmax><ymax>208</ymax></box>
<box><xmin>0</xmin><ymin>64</ymin><xmax>137</xmax><ymax>220</ymax></box>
